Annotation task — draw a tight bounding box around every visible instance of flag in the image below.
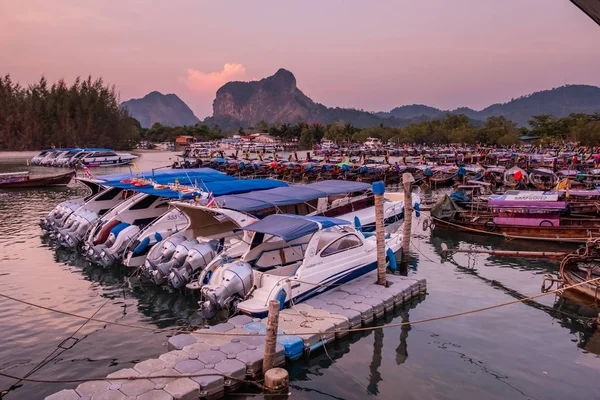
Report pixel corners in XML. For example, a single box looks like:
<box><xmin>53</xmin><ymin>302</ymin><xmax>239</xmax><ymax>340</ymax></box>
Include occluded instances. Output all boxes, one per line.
<box><xmin>83</xmin><ymin>165</ymin><xmax>93</xmax><ymax>178</ymax></box>
<box><xmin>132</xmin><ymin>162</ymin><xmax>139</xmax><ymax>171</ymax></box>
<box><xmin>206</xmin><ymin>191</ymin><xmax>216</xmax><ymax>208</ymax></box>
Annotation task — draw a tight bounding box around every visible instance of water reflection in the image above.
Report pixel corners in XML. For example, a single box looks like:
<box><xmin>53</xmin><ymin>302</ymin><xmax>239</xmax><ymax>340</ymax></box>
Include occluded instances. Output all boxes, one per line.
<box><xmin>288</xmin><ymin>295</ymin><xmax>424</xmax><ymax>398</ymax></box>
<box><xmin>50</xmin><ymin>241</ymin><xmax>203</xmax><ymax>329</ymax></box>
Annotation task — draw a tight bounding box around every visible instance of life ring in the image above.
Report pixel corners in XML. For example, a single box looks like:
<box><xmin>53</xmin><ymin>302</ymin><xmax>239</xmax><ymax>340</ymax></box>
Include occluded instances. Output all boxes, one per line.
<box><xmin>539</xmin><ymin>220</ymin><xmax>554</xmax><ymax>227</ymax></box>
<box><xmin>484</xmin><ymin>221</ymin><xmax>496</xmax><ymax>232</ymax></box>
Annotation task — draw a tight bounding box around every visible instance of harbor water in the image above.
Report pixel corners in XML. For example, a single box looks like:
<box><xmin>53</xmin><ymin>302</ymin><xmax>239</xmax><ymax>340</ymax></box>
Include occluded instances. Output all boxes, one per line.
<box><xmin>0</xmin><ymin>151</ymin><xmax>598</xmax><ymax>399</ymax></box>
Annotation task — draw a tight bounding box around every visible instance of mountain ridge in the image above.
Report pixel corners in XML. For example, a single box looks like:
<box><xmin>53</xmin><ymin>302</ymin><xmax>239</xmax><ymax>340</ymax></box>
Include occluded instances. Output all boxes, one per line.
<box><xmin>121</xmin><ymin>91</ymin><xmax>199</xmax><ymax>128</ymax></box>
<box><xmin>382</xmin><ymin>85</ymin><xmax>600</xmax><ymax>125</ymax></box>
<box><xmin>123</xmin><ymin>70</ymin><xmax>600</xmax><ymax>130</ymax></box>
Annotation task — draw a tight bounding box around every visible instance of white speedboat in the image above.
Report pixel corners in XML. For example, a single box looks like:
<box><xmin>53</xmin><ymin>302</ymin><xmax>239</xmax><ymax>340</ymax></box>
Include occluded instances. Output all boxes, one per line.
<box><xmin>81</xmin><ymin>150</ymin><xmax>137</xmax><ymax>167</ymax></box>
<box><xmin>197</xmin><ymin>214</ymin><xmax>402</xmax><ymax>318</ymax></box>
<box><xmin>135</xmin><ymin>181</ymin><xmax>409</xmax><ymax>289</ymax></box>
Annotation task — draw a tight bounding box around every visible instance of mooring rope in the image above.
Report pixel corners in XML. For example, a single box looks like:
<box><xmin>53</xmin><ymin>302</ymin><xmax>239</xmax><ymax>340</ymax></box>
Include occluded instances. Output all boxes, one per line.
<box><xmin>1</xmin><ymin>276</ymin><xmax>599</xmax><ymax>338</ymax></box>
<box><xmin>0</xmin><ymin>370</ymin><xmax>264</xmax><ymax>388</ymax></box>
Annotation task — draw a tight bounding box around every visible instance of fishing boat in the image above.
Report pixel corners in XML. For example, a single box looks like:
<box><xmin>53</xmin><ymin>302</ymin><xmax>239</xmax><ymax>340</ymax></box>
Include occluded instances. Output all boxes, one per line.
<box><xmin>431</xmin><ymin>190</ymin><xmax>600</xmax><ymax>243</ymax></box>
<box><xmin>0</xmin><ymin>171</ymin><xmax>75</xmax><ymax>189</ymax></box>
<box><xmin>528</xmin><ymin>168</ymin><xmax>557</xmax><ymax>190</ymax></box>
<box><xmin>503</xmin><ymin>166</ymin><xmax>528</xmax><ymax>188</ymax></box>
<box><xmin>195</xmin><ymin>214</ymin><xmax>402</xmax><ymax>318</ymax></box>
<box><xmin>429</xmin><ymin>166</ymin><xmax>457</xmax><ymax>186</ymax></box>
<box><xmin>541</xmin><ymin>240</ymin><xmax>600</xmax><ymax>301</ymax></box>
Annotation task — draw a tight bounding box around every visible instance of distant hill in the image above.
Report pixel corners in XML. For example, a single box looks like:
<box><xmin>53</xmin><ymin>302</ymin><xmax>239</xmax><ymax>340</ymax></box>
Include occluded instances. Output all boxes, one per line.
<box><xmin>206</xmin><ymin>69</ymin><xmax>417</xmax><ymax>130</ymax></box>
<box><xmin>377</xmin><ymin>85</ymin><xmax>600</xmax><ymax>126</ymax></box>
<box><xmin>206</xmin><ymin>69</ymin><xmax>600</xmax><ymax>130</ymax></box>
<box><xmin>122</xmin><ymin>91</ymin><xmax>199</xmax><ymax>128</ymax></box>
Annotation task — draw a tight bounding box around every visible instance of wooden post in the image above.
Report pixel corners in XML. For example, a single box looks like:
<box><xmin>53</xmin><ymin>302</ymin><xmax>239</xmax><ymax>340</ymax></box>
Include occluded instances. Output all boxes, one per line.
<box><xmin>263</xmin><ymin>300</ymin><xmax>281</xmax><ymax>373</ymax></box>
<box><xmin>401</xmin><ymin>173</ymin><xmax>415</xmax><ymax>268</ymax></box>
<box><xmin>264</xmin><ymin>367</ymin><xmax>289</xmax><ymax>395</ymax></box>
<box><xmin>372</xmin><ymin>181</ymin><xmax>386</xmax><ymax>286</ymax></box>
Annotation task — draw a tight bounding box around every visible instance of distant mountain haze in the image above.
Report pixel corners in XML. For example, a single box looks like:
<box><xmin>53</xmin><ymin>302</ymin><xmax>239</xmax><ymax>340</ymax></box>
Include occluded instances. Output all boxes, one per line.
<box><xmin>121</xmin><ymin>91</ymin><xmax>199</xmax><ymax>128</ymax></box>
<box><xmin>124</xmin><ymin>70</ymin><xmax>600</xmax><ymax>130</ymax></box>
<box><xmin>381</xmin><ymin>85</ymin><xmax>600</xmax><ymax>126</ymax></box>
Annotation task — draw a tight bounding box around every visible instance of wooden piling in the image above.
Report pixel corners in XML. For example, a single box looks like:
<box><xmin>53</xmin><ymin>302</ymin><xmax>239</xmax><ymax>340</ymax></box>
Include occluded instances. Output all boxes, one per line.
<box><xmin>264</xmin><ymin>367</ymin><xmax>289</xmax><ymax>395</ymax></box>
<box><xmin>401</xmin><ymin>173</ymin><xmax>415</xmax><ymax>268</ymax></box>
<box><xmin>263</xmin><ymin>300</ymin><xmax>281</xmax><ymax>373</ymax></box>
<box><xmin>372</xmin><ymin>181</ymin><xmax>386</xmax><ymax>286</ymax></box>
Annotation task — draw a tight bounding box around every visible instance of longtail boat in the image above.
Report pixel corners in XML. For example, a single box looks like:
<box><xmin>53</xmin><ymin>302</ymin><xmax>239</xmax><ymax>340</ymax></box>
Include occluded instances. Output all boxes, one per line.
<box><xmin>431</xmin><ymin>190</ymin><xmax>600</xmax><ymax>243</ymax></box>
<box><xmin>0</xmin><ymin>171</ymin><xmax>75</xmax><ymax>189</ymax></box>
<box><xmin>540</xmin><ymin>240</ymin><xmax>600</xmax><ymax>300</ymax></box>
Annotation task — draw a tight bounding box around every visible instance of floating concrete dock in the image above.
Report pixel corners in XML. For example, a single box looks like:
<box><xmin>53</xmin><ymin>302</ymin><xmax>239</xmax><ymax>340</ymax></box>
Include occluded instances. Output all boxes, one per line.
<box><xmin>45</xmin><ymin>272</ymin><xmax>426</xmax><ymax>400</ymax></box>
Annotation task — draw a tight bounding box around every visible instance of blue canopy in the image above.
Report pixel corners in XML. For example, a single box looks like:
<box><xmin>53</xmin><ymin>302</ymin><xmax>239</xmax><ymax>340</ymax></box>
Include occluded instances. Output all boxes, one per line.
<box><xmin>97</xmin><ymin>168</ymin><xmax>226</xmax><ymax>182</ymax></box>
<box><xmin>131</xmin><ymin>178</ymin><xmax>287</xmax><ymax>199</ymax></box>
<box><xmin>237</xmin><ymin>214</ymin><xmax>350</xmax><ymax>242</ymax></box>
<box><xmin>215</xmin><ymin>180</ymin><xmax>370</xmax><ymax>212</ymax></box>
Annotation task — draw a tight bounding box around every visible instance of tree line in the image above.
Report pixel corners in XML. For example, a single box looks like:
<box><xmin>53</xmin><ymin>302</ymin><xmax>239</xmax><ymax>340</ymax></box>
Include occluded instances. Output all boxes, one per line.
<box><xmin>0</xmin><ymin>75</ymin><xmax>140</xmax><ymax>150</ymax></box>
<box><xmin>252</xmin><ymin>112</ymin><xmax>600</xmax><ymax>149</ymax></box>
<box><xmin>1</xmin><ymin>75</ymin><xmax>599</xmax><ymax>151</ymax></box>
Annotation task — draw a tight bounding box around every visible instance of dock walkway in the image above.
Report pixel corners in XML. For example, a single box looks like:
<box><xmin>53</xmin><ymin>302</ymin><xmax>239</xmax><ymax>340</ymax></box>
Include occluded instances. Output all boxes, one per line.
<box><xmin>46</xmin><ymin>273</ymin><xmax>426</xmax><ymax>400</ymax></box>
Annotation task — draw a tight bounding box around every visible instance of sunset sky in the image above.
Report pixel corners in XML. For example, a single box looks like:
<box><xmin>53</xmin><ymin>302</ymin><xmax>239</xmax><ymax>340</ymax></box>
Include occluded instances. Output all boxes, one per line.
<box><xmin>1</xmin><ymin>0</ymin><xmax>599</xmax><ymax>118</ymax></box>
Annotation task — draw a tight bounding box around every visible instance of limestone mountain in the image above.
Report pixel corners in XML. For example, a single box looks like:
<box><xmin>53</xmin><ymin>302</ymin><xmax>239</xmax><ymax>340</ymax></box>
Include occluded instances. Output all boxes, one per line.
<box><xmin>207</xmin><ymin>68</ymin><xmax>413</xmax><ymax>129</ymax></box>
<box><xmin>207</xmin><ymin>69</ymin><xmax>600</xmax><ymax>130</ymax></box>
<box><xmin>122</xmin><ymin>91</ymin><xmax>199</xmax><ymax>128</ymax></box>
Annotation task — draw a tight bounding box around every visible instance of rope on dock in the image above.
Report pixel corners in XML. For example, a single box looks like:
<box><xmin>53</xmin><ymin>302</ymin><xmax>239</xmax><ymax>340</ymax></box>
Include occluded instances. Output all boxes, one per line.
<box><xmin>1</xmin><ymin>276</ymin><xmax>599</xmax><ymax>338</ymax></box>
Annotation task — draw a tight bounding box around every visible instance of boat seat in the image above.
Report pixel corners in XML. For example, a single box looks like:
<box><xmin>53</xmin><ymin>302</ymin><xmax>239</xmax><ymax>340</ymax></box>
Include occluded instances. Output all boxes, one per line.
<box><xmin>253</xmin><ymin>244</ymin><xmax>305</xmax><ymax>271</ymax></box>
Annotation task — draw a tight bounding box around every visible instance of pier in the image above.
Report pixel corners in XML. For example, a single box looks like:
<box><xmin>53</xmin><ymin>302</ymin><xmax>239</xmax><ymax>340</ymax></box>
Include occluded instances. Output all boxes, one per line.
<box><xmin>45</xmin><ymin>272</ymin><xmax>426</xmax><ymax>400</ymax></box>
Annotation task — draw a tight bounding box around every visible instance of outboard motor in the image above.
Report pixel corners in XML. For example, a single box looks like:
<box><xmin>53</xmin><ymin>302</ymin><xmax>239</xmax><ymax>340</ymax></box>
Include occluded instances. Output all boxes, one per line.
<box><xmin>143</xmin><ymin>234</ymin><xmax>188</xmax><ymax>277</ymax></box>
<box><xmin>168</xmin><ymin>240</ymin><xmax>220</xmax><ymax>289</ymax></box>
<box><xmin>151</xmin><ymin>238</ymin><xmax>199</xmax><ymax>285</ymax></box>
<box><xmin>198</xmin><ymin>261</ymin><xmax>253</xmax><ymax>319</ymax></box>
<box><xmin>63</xmin><ymin>212</ymin><xmax>97</xmax><ymax>246</ymax></box>
<box><xmin>41</xmin><ymin>200</ymin><xmax>82</xmax><ymax>230</ymax></box>
<box><xmin>96</xmin><ymin>225</ymin><xmax>141</xmax><ymax>267</ymax></box>
<box><xmin>58</xmin><ymin>211</ymin><xmax>100</xmax><ymax>248</ymax></box>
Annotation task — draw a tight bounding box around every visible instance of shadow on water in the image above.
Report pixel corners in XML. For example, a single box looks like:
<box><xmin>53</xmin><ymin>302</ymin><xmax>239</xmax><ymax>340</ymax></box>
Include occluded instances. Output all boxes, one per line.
<box><xmin>49</xmin><ymin>239</ymin><xmax>203</xmax><ymax>330</ymax></box>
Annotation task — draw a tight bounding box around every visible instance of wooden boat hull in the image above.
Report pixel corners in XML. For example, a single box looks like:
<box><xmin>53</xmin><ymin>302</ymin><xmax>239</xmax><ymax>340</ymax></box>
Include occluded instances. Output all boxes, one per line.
<box><xmin>0</xmin><ymin>171</ymin><xmax>75</xmax><ymax>189</ymax></box>
<box><xmin>562</xmin><ymin>268</ymin><xmax>600</xmax><ymax>299</ymax></box>
<box><xmin>433</xmin><ymin>218</ymin><xmax>600</xmax><ymax>243</ymax></box>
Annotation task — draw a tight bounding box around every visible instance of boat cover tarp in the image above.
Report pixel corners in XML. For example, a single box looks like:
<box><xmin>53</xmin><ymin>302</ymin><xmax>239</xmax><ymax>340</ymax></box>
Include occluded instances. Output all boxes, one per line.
<box><xmin>215</xmin><ymin>180</ymin><xmax>370</xmax><ymax>212</ymax></box>
<box><xmin>431</xmin><ymin>195</ymin><xmax>463</xmax><ymax>221</ymax></box>
<box><xmin>96</xmin><ymin>168</ymin><xmax>226</xmax><ymax>182</ymax></box>
<box><xmin>236</xmin><ymin>214</ymin><xmax>350</xmax><ymax>242</ymax></box>
<box><xmin>109</xmin><ymin>178</ymin><xmax>287</xmax><ymax>199</ymax></box>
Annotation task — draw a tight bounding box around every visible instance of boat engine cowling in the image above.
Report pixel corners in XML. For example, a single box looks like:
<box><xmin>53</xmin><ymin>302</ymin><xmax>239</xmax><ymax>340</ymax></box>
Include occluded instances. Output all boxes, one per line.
<box><xmin>151</xmin><ymin>238</ymin><xmax>199</xmax><ymax>285</ymax></box>
<box><xmin>199</xmin><ymin>261</ymin><xmax>253</xmax><ymax>319</ymax></box>
<box><xmin>143</xmin><ymin>235</ymin><xmax>188</xmax><ymax>276</ymax></box>
<box><xmin>168</xmin><ymin>241</ymin><xmax>219</xmax><ymax>289</ymax></box>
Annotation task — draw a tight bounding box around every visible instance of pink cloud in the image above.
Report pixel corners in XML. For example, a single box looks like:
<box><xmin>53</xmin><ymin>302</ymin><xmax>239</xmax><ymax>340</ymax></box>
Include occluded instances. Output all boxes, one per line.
<box><xmin>183</xmin><ymin>63</ymin><xmax>247</xmax><ymax>94</ymax></box>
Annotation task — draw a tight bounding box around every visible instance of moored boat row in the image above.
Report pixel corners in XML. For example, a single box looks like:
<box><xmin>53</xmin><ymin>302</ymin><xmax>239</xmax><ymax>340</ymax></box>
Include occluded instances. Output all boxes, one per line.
<box><xmin>29</xmin><ymin>148</ymin><xmax>137</xmax><ymax>167</ymax></box>
<box><xmin>41</xmin><ymin>168</ymin><xmax>417</xmax><ymax>318</ymax></box>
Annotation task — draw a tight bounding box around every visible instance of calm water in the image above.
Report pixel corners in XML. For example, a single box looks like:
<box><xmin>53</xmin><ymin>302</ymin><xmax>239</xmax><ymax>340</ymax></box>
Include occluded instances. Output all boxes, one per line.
<box><xmin>0</xmin><ymin>151</ymin><xmax>598</xmax><ymax>400</ymax></box>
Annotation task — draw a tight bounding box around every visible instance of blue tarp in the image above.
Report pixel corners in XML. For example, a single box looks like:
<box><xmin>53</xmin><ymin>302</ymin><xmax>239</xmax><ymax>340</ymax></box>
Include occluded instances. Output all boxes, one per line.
<box><xmin>97</xmin><ymin>168</ymin><xmax>226</xmax><ymax>182</ymax></box>
<box><xmin>237</xmin><ymin>214</ymin><xmax>349</xmax><ymax>242</ymax></box>
<box><xmin>215</xmin><ymin>180</ymin><xmax>370</xmax><ymax>212</ymax></box>
<box><xmin>119</xmin><ymin>179</ymin><xmax>287</xmax><ymax>199</ymax></box>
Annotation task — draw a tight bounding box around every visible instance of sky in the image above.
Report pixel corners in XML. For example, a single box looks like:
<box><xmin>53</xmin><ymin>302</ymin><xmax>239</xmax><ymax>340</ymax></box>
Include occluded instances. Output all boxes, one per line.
<box><xmin>1</xmin><ymin>0</ymin><xmax>599</xmax><ymax>119</ymax></box>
